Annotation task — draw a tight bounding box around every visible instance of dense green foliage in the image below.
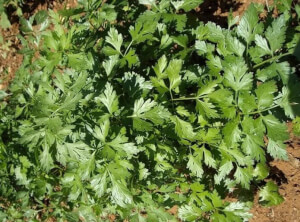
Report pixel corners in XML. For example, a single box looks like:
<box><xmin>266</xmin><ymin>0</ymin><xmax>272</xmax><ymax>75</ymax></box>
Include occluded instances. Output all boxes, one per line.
<box><xmin>1</xmin><ymin>0</ymin><xmax>300</xmax><ymax>221</ymax></box>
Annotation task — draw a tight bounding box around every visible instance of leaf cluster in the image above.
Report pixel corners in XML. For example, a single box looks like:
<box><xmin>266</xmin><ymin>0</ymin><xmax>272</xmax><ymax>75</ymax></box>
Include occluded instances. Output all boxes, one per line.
<box><xmin>0</xmin><ymin>0</ymin><xmax>300</xmax><ymax>221</ymax></box>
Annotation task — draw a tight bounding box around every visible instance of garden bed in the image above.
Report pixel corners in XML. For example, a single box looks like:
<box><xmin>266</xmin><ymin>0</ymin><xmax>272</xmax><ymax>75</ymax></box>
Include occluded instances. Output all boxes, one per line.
<box><xmin>0</xmin><ymin>0</ymin><xmax>299</xmax><ymax>221</ymax></box>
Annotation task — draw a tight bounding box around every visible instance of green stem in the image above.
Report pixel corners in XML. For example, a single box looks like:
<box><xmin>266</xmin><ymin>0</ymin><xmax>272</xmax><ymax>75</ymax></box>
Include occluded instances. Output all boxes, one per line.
<box><xmin>169</xmin><ymin>89</ymin><xmax>175</xmax><ymax>110</ymax></box>
<box><xmin>253</xmin><ymin>52</ymin><xmax>292</xmax><ymax>69</ymax></box>
<box><xmin>245</xmin><ymin>104</ymin><xmax>280</xmax><ymax>115</ymax></box>
<box><xmin>172</xmin><ymin>97</ymin><xmax>198</xmax><ymax>101</ymax></box>
<box><xmin>107</xmin><ymin>169</ymin><xmax>113</xmax><ymax>181</ymax></box>
<box><xmin>172</xmin><ymin>95</ymin><xmax>205</xmax><ymax>101</ymax></box>
<box><xmin>124</xmin><ymin>40</ymin><xmax>134</xmax><ymax>56</ymax></box>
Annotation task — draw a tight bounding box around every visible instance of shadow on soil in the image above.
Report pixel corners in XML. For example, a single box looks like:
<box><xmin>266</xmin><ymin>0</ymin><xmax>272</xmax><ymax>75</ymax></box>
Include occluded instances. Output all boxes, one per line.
<box><xmin>191</xmin><ymin>0</ymin><xmax>243</xmax><ymax>27</ymax></box>
<box><xmin>6</xmin><ymin>0</ymin><xmax>62</xmax><ymax>23</ymax></box>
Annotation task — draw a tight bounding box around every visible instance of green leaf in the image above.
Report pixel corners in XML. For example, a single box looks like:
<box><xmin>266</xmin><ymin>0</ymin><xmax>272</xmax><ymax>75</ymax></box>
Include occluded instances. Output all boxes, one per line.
<box><xmin>214</xmin><ymin>161</ymin><xmax>234</xmax><ymax>184</ymax></box>
<box><xmin>56</xmin><ymin>142</ymin><xmax>92</xmax><ymax>166</ymax></box>
<box><xmin>265</xmin><ymin>15</ymin><xmax>286</xmax><ymax>52</ymax></box>
<box><xmin>238</xmin><ymin>92</ymin><xmax>256</xmax><ymax>114</ymax></box>
<box><xmin>196</xmin><ymin>99</ymin><xmax>219</xmax><ymax>119</ymax></box>
<box><xmin>241</xmin><ymin>134</ymin><xmax>265</xmax><ymax>162</ymax></box>
<box><xmin>275</xmin><ymin>62</ymin><xmax>292</xmax><ymax>85</ymax></box>
<box><xmin>132</xmin><ymin>98</ymin><xmax>170</xmax><ymax>129</ymax></box>
<box><xmin>227</xmin><ymin>12</ymin><xmax>239</xmax><ymax>29</ymax></box>
<box><xmin>160</xmin><ymin>34</ymin><xmax>173</xmax><ymax>49</ymax></box>
<box><xmin>296</xmin><ymin>4</ymin><xmax>300</xmax><ymax>17</ymax></box>
<box><xmin>262</xmin><ymin>115</ymin><xmax>289</xmax><ymax>141</ymax></box>
<box><xmin>293</xmin><ymin>117</ymin><xmax>300</xmax><ymax>136</ymax></box>
<box><xmin>133</xmin><ymin>98</ymin><xmax>156</xmax><ymax>117</ymax></box>
<box><xmin>129</xmin><ymin>20</ymin><xmax>157</xmax><ymax>43</ymax></box>
<box><xmin>138</xmin><ymin>162</ymin><xmax>150</xmax><ymax>180</ymax></box>
<box><xmin>221</xmin><ymin>144</ymin><xmax>253</xmax><ymax>166</ymax></box>
<box><xmin>224</xmin><ymin>202</ymin><xmax>252</xmax><ymax>220</ymax></box>
<box><xmin>0</xmin><ymin>90</ymin><xmax>9</xmax><ymax>100</ymax></box>
<box><xmin>91</xmin><ymin>171</ymin><xmax>107</xmax><ymax>198</ymax></box>
<box><xmin>80</xmin><ymin>153</ymin><xmax>95</xmax><ymax>180</ymax></box>
<box><xmin>172</xmin><ymin>116</ymin><xmax>195</xmax><ymax>140</ymax></box>
<box><xmin>223</xmin><ymin>118</ymin><xmax>241</xmax><ymax>147</ymax></box>
<box><xmin>171</xmin><ymin>0</ymin><xmax>204</xmax><ymax>11</ymax></box>
<box><xmin>108</xmin><ymin>133</ymin><xmax>139</xmax><ymax>156</ymax></box>
<box><xmin>226</xmin><ymin>35</ymin><xmax>245</xmax><ymax>57</ymax></box>
<box><xmin>206</xmin><ymin>22</ymin><xmax>224</xmax><ymax>43</ymax></box>
<box><xmin>0</xmin><ymin>12</ymin><xmax>11</xmax><ymax>29</ymax></box>
<box><xmin>172</xmin><ymin>34</ymin><xmax>189</xmax><ymax>48</ymax></box>
<box><xmin>195</xmin><ymin>40</ymin><xmax>208</xmax><ymax>55</ymax></box>
<box><xmin>256</xmin><ymin>62</ymin><xmax>291</xmax><ymax>84</ymax></box>
<box><xmin>15</xmin><ymin>167</ymin><xmax>30</xmax><ymax>186</ymax></box>
<box><xmin>196</xmin><ymin>128</ymin><xmax>221</xmax><ymax>146</ymax></box>
<box><xmin>163</xmin><ymin>13</ymin><xmax>187</xmax><ymax>32</ymax></box>
<box><xmin>111</xmin><ymin>177</ymin><xmax>133</xmax><ymax>207</ymax></box>
<box><xmin>147</xmin><ymin>207</ymin><xmax>175</xmax><ymax>221</ymax></box>
<box><xmin>278</xmin><ymin>87</ymin><xmax>295</xmax><ymax>118</ymax></box>
<box><xmin>255</xmin><ymin>80</ymin><xmax>277</xmax><ymax>110</ymax></box>
<box><xmin>256</xmin><ymin>63</ymin><xmax>277</xmax><ymax>82</ymax></box>
<box><xmin>255</xmin><ymin>34</ymin><xmax>272</xmax><ymax>55</ymax></box>
<box><xmin>267</xmin><ymin>138</ymin><xmax>288</xmax><ymax>160</ymax></box>
<box><xmin>96</xmin><ymin>83</ymin><xmax>119</xmax><ymax>114</ymax></box>
<box><xmin>139</xmin><ymin>0</ymin><xmax>156</xmax><ymax>6</ymax></box>
<box><xmin>234</xmin><ymin>167</ymin><xmax>252</xmax><ymax>189</ymax></box>
<box><xmin>107</xmin><ymin>162</ymin><xmax>131</xmax><ymax>180</ymax></box>
<box><xmin>254</xmin><ymin>163</ymin><xmax>269</xmax><ymax>180</ymax></box>
<box><xmin>241</xmin><ymin>117</ymin><xmax>266</xmax><ymax>162</ymax></box>
<box><xmin>87</xmin><ymin>119</ymin><xmax>110</xmax><ymax>143</ymax></box>
<box><xmin>223</xmin><ymin>57</ymin><xmax>252</xmax><ymax>91</ymax></box>
<box><xmin>40</xmin><ymin>144</ymin><xmax>53</xmax><ymax>172</ymax></box>
<box><xmin>68</xmin><ymin>53</ymin><xmax>93</xmax><ymax>70</ymax></box>
<box><xmin>123</xmin><ymin>72</ymin><xmax>153</xmax><ymax>97</ymax></box>
<box><xmin>259</xmin><ymin>181</ymin><xmax>284</xmax><ymax>206</ymax></box>
<box><xmin>187</xmin><ymin>154</ymin><xmax>204</xmax><ymax>178</ymax></box>
<box><xmin>103</xmin><ymin>55</ymin><xmax>119</xmax><ymax>77</ymax></box>
<box><xmin>208</xmin><ymin>89</ymin><xmax>235</xmax><ymax>118</ymax></box>
<box><xmin>197</xmin><ymin>80</ymin><xmax>219</xmax><ymax>97</ymax></box>
<box><xmin>206</xmin><ymin>54</ymin><xmax>222</xmax><ymax>75</ymax></box>
<box><xmin>122</xmin><ymin>48</ymin><xmax>139</xmax><ymax>68</ymax></box>
<box><xmin>178</xmin><ymin>205</ymin><xmax>200</xmax><ymax>221</ymax></box>
<box><xmin>166</xmin><ymin>59</ymin><xmax>183</xmax><ymax>90</ymax></box>
<box><xmin>34</xmin><ymin>10</ymin><xmax>48</xmax><ymax>24</ymax></box>
<box><xmin>153</xmin><ymin>55</ymin><xmax>168</xmax><ymax>78</ymax></box>
<box><xmin>202</xmin><ymin>148</ymin><xmax>216</xmax><ymax>169</ymax></box>
<box><xmin>20</xmin><ymin>18</ymin><xmax>33</xmax><ymax>33</ymax></box>
<box><xmin>237</xmin><ymin>4</ymin><xmax>260</xmax><ymax>43</ymax></box>
<box><xmin>176</xmin><ymin>106</ymin><xmax>191</xmax><ymax>117</ymax></box>
<box><xmin>59</xmin><ymin>92</ymin><xmax>83</xmax><ymax>111</ymax></box>
<box><xmin>106</xmin><ymin>28</ymin><xmax>123</xmax><ymax>54</ymax></box>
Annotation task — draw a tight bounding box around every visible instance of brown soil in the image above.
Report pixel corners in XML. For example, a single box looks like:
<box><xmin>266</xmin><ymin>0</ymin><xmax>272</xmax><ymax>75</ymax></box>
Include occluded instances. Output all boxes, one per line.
<box><xmin>0</xmin><ymin>0</ymin><xmax>77</xmax><ymax>89</ymax></box>
<box><xmin>250</xmin><ymin>124</ymin><xmax>300</xmax><ymax>222</ymax></box>
<box><xmin>0</xmin><ymin>22</ymin><xmax>22</xmax><ymax>89</ymax></box>
<box><xmin>195</xmin><ymin>0</ymin><xmax>267</xmax><ymax>27</ymax></box>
